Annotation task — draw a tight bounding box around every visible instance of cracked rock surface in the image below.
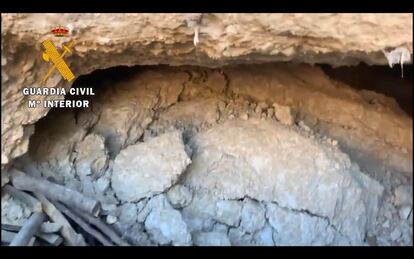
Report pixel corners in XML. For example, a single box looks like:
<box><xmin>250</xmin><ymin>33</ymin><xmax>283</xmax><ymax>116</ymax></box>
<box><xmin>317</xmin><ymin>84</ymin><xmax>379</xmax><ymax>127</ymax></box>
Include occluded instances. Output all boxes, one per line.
<box><xmin>3</xmin><ymin>63</ymin><xmax>412</xmax><ymax>245</ymax></box>
<box><xmin>1</xmin><ymin>13</ymin><xmax>413</xmax><ymax>168</ymax></box>
<box><xmin>185</xmin><ymin>119</ymin><xmax>384</xmax><ymax>245</ymax></box>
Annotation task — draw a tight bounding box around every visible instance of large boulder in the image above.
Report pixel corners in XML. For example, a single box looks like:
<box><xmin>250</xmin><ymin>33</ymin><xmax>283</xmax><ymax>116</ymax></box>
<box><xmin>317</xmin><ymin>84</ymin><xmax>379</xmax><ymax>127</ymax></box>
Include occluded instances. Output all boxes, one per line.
<box><xmin>184</xmin><ymin>119</ymin><xmax>384</xmax><ymax>245</ymax></box>
<box><xmin>111</xmin><ymin>130</ymin><xmax>191</xmax><ymax>202</ymax></box>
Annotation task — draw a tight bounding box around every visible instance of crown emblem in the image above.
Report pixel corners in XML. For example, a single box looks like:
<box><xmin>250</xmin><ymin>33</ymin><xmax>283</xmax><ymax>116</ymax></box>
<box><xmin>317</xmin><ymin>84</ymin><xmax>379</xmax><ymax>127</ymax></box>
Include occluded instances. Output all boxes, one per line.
<box><xmin>51</xmin><ymin>25</ymin><xmax>69</xmax><ymax>37</ymax></box>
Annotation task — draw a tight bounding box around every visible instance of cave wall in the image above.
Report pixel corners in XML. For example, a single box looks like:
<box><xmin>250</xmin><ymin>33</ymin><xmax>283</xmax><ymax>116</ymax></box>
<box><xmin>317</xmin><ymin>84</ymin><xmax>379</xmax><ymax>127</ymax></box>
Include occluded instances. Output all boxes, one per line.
<box><xmin>1</xmin><ymin>13</ymin><xmax>413</xmax><ymax>168</ymax></box>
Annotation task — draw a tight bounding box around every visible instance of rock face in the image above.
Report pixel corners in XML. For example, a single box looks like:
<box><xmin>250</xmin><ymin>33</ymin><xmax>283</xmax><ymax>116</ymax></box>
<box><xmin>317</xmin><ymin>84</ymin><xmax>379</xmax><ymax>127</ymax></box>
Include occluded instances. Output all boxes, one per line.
<box><xmin>111</xmin><ymin>130</ymin><xmax>191</xmax><ymax>202</ymax></box>
<box><xmin>4</xmin><ymin>60</ymin><xmax>410</xmax><ymax>245</ymax></box>
<box><xmin>2</xmin><ymin>13</ymin><xmax>412</xmax><ymax>245</ymax></box>
<box><xmin>224</xmin><ymin>64</ymin><xmax>413</xmax><ymax>175</ymax></box>
<box><xmin>1</xmin><ymin>13</ymin><xmax>413</xmax><ymax>168</ymax></box>
<box><xmin>184</xmin><ymin>119</ymin><xmax>384</xmax><ymax>245</ymax></box>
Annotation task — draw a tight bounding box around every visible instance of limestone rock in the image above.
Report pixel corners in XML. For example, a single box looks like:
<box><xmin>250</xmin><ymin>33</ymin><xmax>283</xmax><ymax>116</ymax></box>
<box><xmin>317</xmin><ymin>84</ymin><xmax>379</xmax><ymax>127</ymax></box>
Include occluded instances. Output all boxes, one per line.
<box><xmin>214</xmin><ymin>200</ymin><xmax>242</xmax><ymax>227</ymax></box>
<box><xmin>94</xmin><ymin>176</ymin><xmax>110</xmax><ymax>195</ymax></box>
<box><xmin>73</xmin><ymin>134</ymin><xmax>108</xmax><ymax>178</ymax></box>
<box><xmin>144</xmin><ymin>206</ymin><xmax>192</xmax><ymax>246</ymax></box>
<box><xmin>2</xmin><ymin>13</ymin><xmax>412</xmax><ymax>169</ymax></box>
<box><xmin>1</xmin><ymin>193</ymin><xmax>32</xmax><ymax>226</ymax></box>
<box><xmin>185</xmin><ymin>120</ymin><xmax>384</xmax><ymax>245</ymax></box>
<box><xmin>266</xmin><ymin>202</ymin><xmax>348</xmax><ymax>245</ymax></box>
<box><xmin>228</xmin><ymin>228</ymin><xmax>254</xmax><ymax>246</ymax></box>
<box><xmin>166</xmin><ymin>185</ymin><xmax>193</xmax><ymax>209</ymax></box>
<box><xmin>273</xmin><ymin>103</ymin><xmax>295</xmax><ymax>126</ymax></box>
<box><xmin>394</xmin><ymin>185</ymin><xmax>413</xmax><ymax>207</ymax></box>
<box><xmin>240</xmin><ymin>198</ymin><xmax>266</xmax><ymax>233</ymax></box>
<box><xmin>106</xmin><ymin>215</ymin><xmax>118</xmax><ymax>225</ymax></box>
<box><xmin>111</xmin><ymin>131</ymin><xmax>191</xmax><ymax>202</ymax></box>
<box><xmin>193</xmin><ymin>231</ymin><xmax>231</xmax><ymax>246</ymax></box>
<box><xmin>118</xmin><ymin>203</ymin><xmax>138</xmax><ymax>226</ymax></box>
<box><xmin>225</xmin><ymin>64</ymin><xmax>413</xmax><ymax>176</ymax></box>
<box><xmin>181</xmin><ymin>191</ymin><xmax>217</xmax><ymax>232</ymax></box>
<box><xmin>253</xmin><ymin>223</ymin><xmax>274</xmax><ymax>246</ymax></box>
<box><xmin>80</xmin><ymin>177</ymin><xmax>95</xmax><ymax>197</ymax></box>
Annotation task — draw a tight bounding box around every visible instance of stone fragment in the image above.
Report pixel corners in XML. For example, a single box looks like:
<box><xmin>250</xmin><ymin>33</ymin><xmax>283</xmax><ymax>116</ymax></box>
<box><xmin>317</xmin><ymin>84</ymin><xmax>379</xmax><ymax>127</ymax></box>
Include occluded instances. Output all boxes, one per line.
<box><xmin>118</xmin><ymin>203</ymin><xmax>138</xmax><ymax>226</ymax></box>
<box><xmin>74</xmin><ymin>134</ymin><xmax>108</xmax><ymax>178</ymax></box>
<box><xmin>112</xmin><ymin>130</ymin><xmax>191</xmax><ymax>202</ymax></box>
<box><xmin>273</xmin><ymin>103</ymin><xmax>295</xmax><ymax>126</ymax></box>
<box><xmin>94</xmin><ymin>177</ymin><xmax>110</xmax><ymax>195</ymax></box>
<box><xmin>394</xmin><ymin>185</ymin><xmax>413</xmax><ymax>207</ymax></box>
<box><xmin>166</xmin><ymin>185</ymin><xmax>193</xmax><ymax>209</ymax></box>
<box><xmin>144</xmin><ymin>206</ymin><xmax>192</xmax><ymax>246</ymax></box>
<box><xmin>106</xmin><ymin>215</ymin><xmax>118</xmax><ymax>225</ymax></box>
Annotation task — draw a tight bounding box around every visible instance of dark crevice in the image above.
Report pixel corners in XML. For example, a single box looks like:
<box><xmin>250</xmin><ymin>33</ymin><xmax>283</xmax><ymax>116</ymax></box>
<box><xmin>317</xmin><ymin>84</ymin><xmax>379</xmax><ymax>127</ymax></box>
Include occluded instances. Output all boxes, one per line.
<box><xmin>320</xmin><ymin>64</ymin><xmax>413</xmax><ymax>117</ymax></box>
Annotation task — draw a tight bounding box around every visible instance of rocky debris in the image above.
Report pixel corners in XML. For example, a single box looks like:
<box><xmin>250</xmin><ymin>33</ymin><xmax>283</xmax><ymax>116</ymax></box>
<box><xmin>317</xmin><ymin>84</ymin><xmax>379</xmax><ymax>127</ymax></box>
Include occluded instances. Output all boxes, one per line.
<box><xmin>367</xmin><ymin>175</ymin><xmax>413</xmax><ymax>246</ymax></box>
<box><xmin>266</xmin><ymin>202</ymin><xmax>348</xmax><ymax>245</ymax></box>
<box><xmin>73</xmin><ymin>134</ymin><xmax>108</xmax><ymax>178</ymax></box>
<box><xmin>2</xmin><ymin>60</ymin><xmax>412</xmax><ymax>246</ymax></box>
<box><xmin>106</xmin><ymin>215</ymin><xmax>118</xmax><ymax>225</ymax></box>
<box><xmin>111</xmin><ymin>130</ymin><xmax>191</xmax><ymax>202</ymax></box>
<box><xmin>144</xmin><ymin>196</ymin><xmax>192</xmax><ymax>246</ymax></box>
<box><xmin>193</xmin><ymin>231</ymin><xmax>231</xmax><ymax>246</ymax></box>
<box><xmin>393</xmin><ymin>185</ymin><xmax>413</xmax><ymax>207</ymax></box>
<box><xmin>2</xmin><ymin>13</ymin><xmax>413</xmax><ymax>169</ymax></box>
<box><xmin>154</xmin><ymin>99</ymin><xmax>221</xmax><ymax>135</ymax></box>
<box><xmin>118</xmin><ymin>203</ymin><xmax>138</xmax><ymax>226</ymax></box>
<box><xmin>113</xmin><ymin>223</ymin><xmax>152</xmax><ymax>246</ymax></box>
<box><xmin>166</xmin><ymin>185</ymin><xmax>193</xmax><ymax>209</ymax></box>
<box><xmin>24</xmin><ymin>111</ymin><xmax>87</xmax><ymax>182</ymax></box>
<box><xmin>225</xmin><ymin>64</ymin><xmax>413</xmax><ymax>176</ymax></box>
<box><xmin>94</xmin><ymin>177</ymin><xmax>110</xmax><ymax>196</ymax></box>
<box><xmin>273</xmin><ymin>103</ymin><xmax>295</xmax><ymax>126</ymax></box>
<box><xmin>82</xmin><ymin>69</ymin><xmax>186</xmax><ymax>158</ymax></box>
<box><xmin>1</xmin><ymin>193</ymin><xmax>32</xmax><ymax>226</ymax></box>
<box><xmin>185</xmin><ymin>119</ymin><xmax>384</xmax><ymax>245</ymax></box>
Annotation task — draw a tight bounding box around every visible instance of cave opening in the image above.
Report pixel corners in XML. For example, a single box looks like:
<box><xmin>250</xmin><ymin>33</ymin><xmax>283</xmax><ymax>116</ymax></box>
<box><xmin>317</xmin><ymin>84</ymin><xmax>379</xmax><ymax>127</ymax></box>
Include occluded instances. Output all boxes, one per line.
<box><xmin>7</xmin><ymin>62</ymin><xmax>413</xmax><ymax>246</ymax></box>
